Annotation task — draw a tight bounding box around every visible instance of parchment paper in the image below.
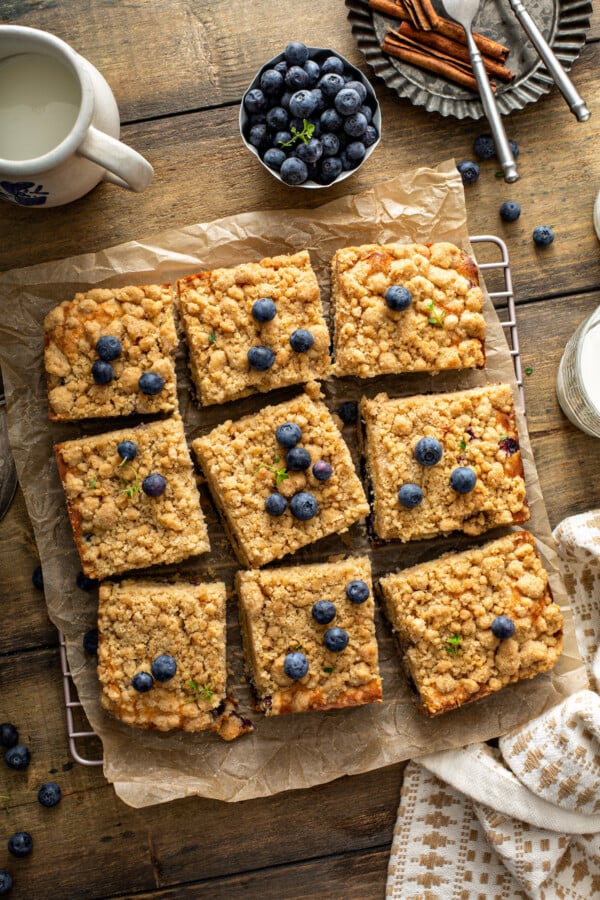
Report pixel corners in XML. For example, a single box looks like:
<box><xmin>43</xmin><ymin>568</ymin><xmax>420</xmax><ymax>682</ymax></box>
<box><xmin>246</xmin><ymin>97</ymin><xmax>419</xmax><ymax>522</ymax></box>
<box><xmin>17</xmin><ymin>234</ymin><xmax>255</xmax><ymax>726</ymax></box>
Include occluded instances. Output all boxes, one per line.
<box><xmin>0</xmin><ymin>161</ymin><xmax>587</xmax><ymax>808</ymax></box>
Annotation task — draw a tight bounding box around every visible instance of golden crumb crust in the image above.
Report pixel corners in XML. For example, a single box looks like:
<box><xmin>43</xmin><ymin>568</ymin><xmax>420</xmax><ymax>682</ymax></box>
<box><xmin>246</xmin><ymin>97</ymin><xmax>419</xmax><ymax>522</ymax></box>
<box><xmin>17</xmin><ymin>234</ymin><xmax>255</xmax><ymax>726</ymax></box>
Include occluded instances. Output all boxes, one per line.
<box><xmin>44</xmin><ymin>284</ymin><xmax>178</xmax><ymax>420</ymax></box>
<box><xmin>177</xmin><ymin>250</ymin><xmax>330</xmax><ymax>405</ymax></box>
<box><xmin>379</xmin><ymin>531</ymin><xmax>563</xmax><ymax>716</ymax></box>
<box><xmin>331</xmin><ymin>241</ymin><xmax>485</xmax><ymax>378</ymax></box>
<box><xmin>360</xmin><ymin>383</ymin><xmax>529</xmax><ymax>542</ymax></box>
<box><xmin>236</xmin><ymin>557</ymin><xmax>381</xmax><ymax>716</ymax></box>
<box><xmin>55</xmin><ymin>414</ymin><xmax>209</xmax><ymax>579</ymax></box>
<box><xmin>98</xmin><ymin>578</ymin><xmax>252</xmax><ymax>739</ymax></box>
<box><xmin>193</xmin><ymin>391</ymin><xmax>369</xmax><ymax>568</ymax></box>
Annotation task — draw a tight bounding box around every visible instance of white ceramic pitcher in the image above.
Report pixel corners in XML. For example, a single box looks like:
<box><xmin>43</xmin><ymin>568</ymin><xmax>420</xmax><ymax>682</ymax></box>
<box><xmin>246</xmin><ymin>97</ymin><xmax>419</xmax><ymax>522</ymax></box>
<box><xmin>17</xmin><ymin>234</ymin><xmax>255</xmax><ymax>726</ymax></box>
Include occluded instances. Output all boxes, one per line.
<box><xmin>0</xmin><ymin>25</ymin><xmax>153</xmax><ymax>207</ymax></box>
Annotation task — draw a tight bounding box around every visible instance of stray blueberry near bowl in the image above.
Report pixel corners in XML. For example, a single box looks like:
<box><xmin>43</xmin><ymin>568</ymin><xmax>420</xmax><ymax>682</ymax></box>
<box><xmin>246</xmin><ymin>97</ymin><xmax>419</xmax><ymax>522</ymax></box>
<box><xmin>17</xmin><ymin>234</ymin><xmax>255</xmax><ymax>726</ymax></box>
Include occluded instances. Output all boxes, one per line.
<box><xmin>284</xmin><ymin>41</ymin><xmax>309</xmax><ymax>66</ymax></box>
<box><xmin>533</xmin><ymin>225</ymin><xmax>554</xmax><ymax>246</ymax></box>
<box><xmin>132</xmin><ymin>672</ymin><xmax>154</xmax><ymax>693</ymax></box>
<box><xmin>8</xmin><ymin>832</ymin><xmax>32</xmax><ymax>858</ymax></box>
<box><xmin>398</xmin><ymin>483</ymin><xmax>424</xmax><ymax>509</ymax></box>
<box><xmin>142</xmin><ymin>473</ymin><xmax>167</xmax><ymax>497</ymax></box>
<box><xmin>138</xmin><ymin>371</ymin><xmax>165</xmax><ymax>395</ymax></box>
<box><xmin>500</xmin><ymin>201</ymin><xmax>521</xmax><ymax>222</ymax></box>
<box><xmin>289</xmin><ymin>491</ymin><xmax>318</xmax><ymax>520</ymax></box>
<box><xmin>283</xmin><ymin>651</ymin><xmax>309</xmax><ymax>679</ymax></box>
<box><xmin>95</xmin><ymin>335</ymin><xmax>122</xmax><ymax>361</ymax></box>
<box><xmin>473</xmin><ymin>134</ymin><xmax>496</xmax><ymax>160</ymax></box>
<box><xmin>286</xmin><ymin>447</ymin><xmax>312</xmax><ymax>471</ymax></box>
<box><xmin>337</xmin><ymin>401</ymin><xmax>358</xmax><ymax>425</ymax></box>
<box><xmin>265</xmin><ymin>493</ymin><xmax>287</xmax><ymax>516</ymax></box>
<box><xmin>92</xmin><ymin>359</ymin><xmax>114</xmax><ymax>385</ymax></box>
<box><xmin>151</xmin><ymin>654</ymin><xmax>177</xmax><ymax>682</ymax></box>
<box><xmin>289</xmin><ymin>328</ymin><xmax>314</xmax><ymax>352</ymax></box>
<box><xmin>312</xmin><ymin>460</ymin><xmax>333</xmax><ymax>481</ymax></box>
<box><xmin>276</xmin><ymin>421</ymin><xmax>302</xmax><ymax>448</ymax></box>
<box><xmin>247</xmin><ymin>345</ymin><xmax>276</xmax><ymax>371</ymax></box>
<box><xmin>450</xmin><ymin>466</ymin><xmax>477</xmax><ymax>493</ymax></box>
<box><xmin>280</xmin><ymin>156</ymin><xmax>308</xmax><ymax>186</ymax></box>
<box><xmin>346</xmin><ymin>580</ymin><xmax>370</xmax><ymax>604</ymax></box>
<box><xmin>0</xmin><ymin>871</ymin><xmax>13</xmax><ymax>896</ymax></box>
<box><xmin>117</xmin><ymin>439</ymin><xmax>137</xmax><ymax>461</ymax></box>
<box><xmin>414</xmin><ymin>437</ymin><xmax>443</xmax><ymax>467</ymax></box>
<box><xmin>5</xmin><ymin>745</ymin><xmax>30</xmax><ymax>771</ymax></box>
<box><xmin>312</xmin><ymin>600</ymin><xmax>336</xmax><ymax>624</ymax></box>
<box><xmin>323</xmin><ymin>627</ymin><xmax>349</xmax><ymax>652</ymax></box>
<box><xmin>0</xmin><ymin>724</ymin><xmax>18</xmax><ymax>749</ymax></box>
<box><xmin>83</xmin><ymin>628</ymin><xmax>99</xmax><ymax>654</ymax></box>
<box><xmin>491</xmin><ymin>615</ymin><xmax>516</xmax><ymax>639</ymax></box>
<box><xmin>77</xmin><ymin>570</ymin><xmax>98</xmax><ymax>592</ymax></box>
<box><xmin>457</xmin><ymin>160</ymin><xmax>480</xmax><ymax>185</ymax></box>
<box><xmin>252</xmin><ymin>297</ymin><xmax>277</xmax><ymax>323</ymax></box>
<box><xmin>385</xmin><ymin>285</ymin><xmax>412</xmax><ymax>311</ymax></box>
<box><xmin>32</xmin><ymin>564</ymin><xmax>43</xmax><ymax>591</ymax></box>
<box><xmin>38</xmin><ymin>781</ymin><xmax>61</xmax><ymax>808</ymax></box>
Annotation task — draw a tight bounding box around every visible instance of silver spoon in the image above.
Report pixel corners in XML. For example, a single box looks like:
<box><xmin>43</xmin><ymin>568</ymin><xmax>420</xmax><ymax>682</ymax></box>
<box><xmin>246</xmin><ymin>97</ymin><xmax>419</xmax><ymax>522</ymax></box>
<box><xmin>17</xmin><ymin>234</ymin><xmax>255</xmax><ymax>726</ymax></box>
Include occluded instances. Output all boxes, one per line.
<box><xmin>440</xmin><ymin>0</ymin><xmax>519</xmax><ymax>183</ymax></box>
<box><xmin>0</xmin><ymin>392</ymin><xmax>18</xmax><ymax>521</ymax></box>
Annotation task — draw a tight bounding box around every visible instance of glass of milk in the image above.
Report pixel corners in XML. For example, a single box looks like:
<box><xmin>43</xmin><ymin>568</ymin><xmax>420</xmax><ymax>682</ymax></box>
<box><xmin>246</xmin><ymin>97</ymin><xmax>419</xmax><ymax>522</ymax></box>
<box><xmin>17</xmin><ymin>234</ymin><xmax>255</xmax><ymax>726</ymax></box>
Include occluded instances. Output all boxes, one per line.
<box><xmin>556</xmin><ymin>306</ymin><xmax>600</xmax><ymax>437</ymax></box>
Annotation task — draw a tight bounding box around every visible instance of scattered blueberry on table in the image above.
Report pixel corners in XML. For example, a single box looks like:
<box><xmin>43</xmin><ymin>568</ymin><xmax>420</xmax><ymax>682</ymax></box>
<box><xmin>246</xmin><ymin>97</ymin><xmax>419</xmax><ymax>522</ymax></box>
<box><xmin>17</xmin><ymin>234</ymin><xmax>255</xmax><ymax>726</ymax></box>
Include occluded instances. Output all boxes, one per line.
<box><xmin>533</xmin><ymin>225</ymin><xmax>555</xmax><ymax>246</ymax></box>
<box><xmin>457</xmin><ymin>160</ymin><xmax>480</xmax><ymax>185</ymax></box>
<box><xmin>0</xmin><ymin>723</ymin><xmax>18</xmax><ymax>749</ymax></box>
<box><xmin>473</xmin><ymin>134</ymin><xmax>496</xmax><ymax>160</ymax></box>
<box><xmin>7</xmin><ymin>833</ymin><xmax>33</xmax><ymax>858</ymax></box>
<box><xmin>4</xmin><ymin>745</ymin><xmax>30</xmax><ymax>771</ymax></box>
<box><xmin>499</xmin><ymin>201</ymin><xmax>521</xmax><ymax>222</ymax></box>
<box><xmin>0</xmin><ymin>871</ymin><xmax>13</xmax><ymax>895</ymax></box>
<box><xmin>37</xmin><ymin>782</ymin><xmax>61</xmax><ymax>808</ymax></box>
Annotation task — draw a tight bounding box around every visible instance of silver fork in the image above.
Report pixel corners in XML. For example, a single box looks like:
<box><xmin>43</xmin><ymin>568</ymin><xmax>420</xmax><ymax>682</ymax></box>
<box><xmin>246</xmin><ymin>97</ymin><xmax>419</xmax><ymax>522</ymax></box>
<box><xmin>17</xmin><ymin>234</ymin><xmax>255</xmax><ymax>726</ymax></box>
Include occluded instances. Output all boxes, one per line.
<box><xmin>440</xmin><ymin>0</ymin><xmax>519</xmax><ymax>183</ymax></box>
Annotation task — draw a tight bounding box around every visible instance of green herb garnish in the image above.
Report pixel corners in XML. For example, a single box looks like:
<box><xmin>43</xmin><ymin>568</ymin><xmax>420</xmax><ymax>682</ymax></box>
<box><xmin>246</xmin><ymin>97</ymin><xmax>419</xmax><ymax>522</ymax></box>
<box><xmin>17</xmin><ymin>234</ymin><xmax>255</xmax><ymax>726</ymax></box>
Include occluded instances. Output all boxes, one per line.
<box><xmin>426</xmin><ymin>300</ymin><xmax>445</xmax><ymax>328</ymax></box>
<box><xmin>445</xmin><ymin>633</ymin><xmax>462</xmax><ymax>655</ymax></box>
<box><xmin>524</xmin><ymin>366</ymin><xmax>533</xmax><ymax>376</ymax></box>
<box><xmin>184</xmin><ymin>679</ymin><xmax>214</xmax><ymax>704</ymax></box>
<box><xmin>257</xmin><ymin>456</ymin><xmax>289</xmax><ymax>486</ymax></box>
<box><xmin>208</xmin><ymin>331</ymin><xmax>217</xmax><ymax>344</ymax></box>
<box><xmin>495</xmin><ymin>171</ymin><xmax>504</xmax><ymax>178</ymax></box>
<box><xmin>279</xmin><ymin>118</ymin><xmax>315</xmax><ymax>147</ymax></box>
<box><xmin>323</xmin><ymin>666</ymin><xmax>334</xmax><ymax>674</ymax></box>
<box><xmin>88</xmin><ymin>477</ymin><xmax>97</xmax><ymax>489</ymax></box>
<box><xmin>459</xmin><ymin>440</ymin><xmax>467</xmax><ymax>450</ymax></box>
<box><xmin>118</xmin><ymin>462</ymin><xmax>141</xmax><ymax>498</ymax></box>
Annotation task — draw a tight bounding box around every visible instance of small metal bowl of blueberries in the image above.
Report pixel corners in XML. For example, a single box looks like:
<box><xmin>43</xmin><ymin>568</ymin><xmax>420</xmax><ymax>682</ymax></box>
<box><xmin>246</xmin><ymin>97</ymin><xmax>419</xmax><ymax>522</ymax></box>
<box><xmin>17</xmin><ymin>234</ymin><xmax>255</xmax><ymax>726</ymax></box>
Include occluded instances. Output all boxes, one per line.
<box><xmin>240</xmin><ymin>41</ymin><xmax>381</xmax><ymax>188</ymax></box>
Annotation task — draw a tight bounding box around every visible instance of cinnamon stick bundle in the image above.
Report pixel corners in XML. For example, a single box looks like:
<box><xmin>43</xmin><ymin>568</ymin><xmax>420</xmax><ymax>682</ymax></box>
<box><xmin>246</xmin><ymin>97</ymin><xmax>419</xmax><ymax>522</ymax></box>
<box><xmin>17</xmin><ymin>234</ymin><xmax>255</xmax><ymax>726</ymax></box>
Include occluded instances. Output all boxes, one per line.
<box><xmin>381</xmin><ymin>34</ymin><xmax>486</xmax><ymax>94</ymax></box>
<box><xmin>394</xmin><ymin>23</ymin><xmax>514</xmax><ymax>83</ymax></box>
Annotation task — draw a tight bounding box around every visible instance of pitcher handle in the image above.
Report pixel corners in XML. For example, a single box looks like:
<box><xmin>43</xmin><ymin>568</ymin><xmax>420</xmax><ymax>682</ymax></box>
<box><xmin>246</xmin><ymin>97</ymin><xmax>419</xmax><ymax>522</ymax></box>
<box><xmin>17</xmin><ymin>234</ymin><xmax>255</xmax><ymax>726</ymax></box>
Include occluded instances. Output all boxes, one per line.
<box><xmin>78</xmin><ymin>126</ymin><xmax>153</xmax><ymax>192</ymax></box>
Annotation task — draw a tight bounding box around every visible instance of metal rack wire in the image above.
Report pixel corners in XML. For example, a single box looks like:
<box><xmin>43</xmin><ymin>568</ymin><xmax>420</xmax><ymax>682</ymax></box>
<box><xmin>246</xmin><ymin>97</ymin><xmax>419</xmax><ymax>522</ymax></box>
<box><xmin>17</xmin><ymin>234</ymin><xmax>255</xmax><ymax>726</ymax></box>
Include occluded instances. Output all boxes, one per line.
<box><xmin>59</xmin><ymin>233</ymin><xmax>523</xmax><ymax>766</ymax></box>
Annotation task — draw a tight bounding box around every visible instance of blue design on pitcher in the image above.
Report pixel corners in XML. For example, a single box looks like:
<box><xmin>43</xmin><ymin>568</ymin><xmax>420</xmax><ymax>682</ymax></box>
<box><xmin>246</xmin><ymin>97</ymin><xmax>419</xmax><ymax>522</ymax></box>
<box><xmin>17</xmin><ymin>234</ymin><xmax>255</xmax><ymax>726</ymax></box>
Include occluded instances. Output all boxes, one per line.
<box><xmin>0</xmin><ymin>181</ymin><xmax>49</xmax><ymax>206</ymax></box>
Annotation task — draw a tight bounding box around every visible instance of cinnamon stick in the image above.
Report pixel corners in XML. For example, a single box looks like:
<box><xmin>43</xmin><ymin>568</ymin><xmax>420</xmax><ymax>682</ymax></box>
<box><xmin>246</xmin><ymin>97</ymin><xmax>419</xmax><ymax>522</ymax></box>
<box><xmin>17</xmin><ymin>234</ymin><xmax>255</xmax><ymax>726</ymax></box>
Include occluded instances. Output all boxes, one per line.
<box><xmin>413</xmin><ymin>0</ymin><xmax>440</xmax><ymax>28</ymax></box>
<box><xmin>394</xmin><ymin>23</ymin><xmax>514</xmax><ymax>83</ymax></box>
<box><xmin>403</xmin><ymin>0</ymin><xmax>432</xmax><ymax>30</ymax></box>
<box><xmin>381</xmin><ymin>35</ymin><xmax>489</xmax><ymax>94</ymax></box>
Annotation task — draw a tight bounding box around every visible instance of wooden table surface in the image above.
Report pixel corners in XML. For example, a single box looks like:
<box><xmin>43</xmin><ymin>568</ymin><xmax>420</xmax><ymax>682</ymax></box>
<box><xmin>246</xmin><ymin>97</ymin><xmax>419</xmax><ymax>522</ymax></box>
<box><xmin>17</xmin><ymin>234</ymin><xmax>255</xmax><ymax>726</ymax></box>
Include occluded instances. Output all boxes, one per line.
<box><xmin>1</xmin><ymin>3</ymin><xmax>600</xmax><ymax>898</ymax></box>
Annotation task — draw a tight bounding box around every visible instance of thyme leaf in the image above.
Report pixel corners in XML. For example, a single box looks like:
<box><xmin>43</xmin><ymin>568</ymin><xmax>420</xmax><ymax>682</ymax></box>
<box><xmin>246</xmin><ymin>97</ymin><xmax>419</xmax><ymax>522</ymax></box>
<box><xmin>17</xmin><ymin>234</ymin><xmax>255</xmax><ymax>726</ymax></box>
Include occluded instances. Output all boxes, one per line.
<box><xmin>445</xmin><ymin>633</ymin><xmax>462</xmax><ymax>655</ymax></box>
<box><xmin>279</xmin><ymin>118</ymin><xmax>315</xmax><ymax>147</ymax></box>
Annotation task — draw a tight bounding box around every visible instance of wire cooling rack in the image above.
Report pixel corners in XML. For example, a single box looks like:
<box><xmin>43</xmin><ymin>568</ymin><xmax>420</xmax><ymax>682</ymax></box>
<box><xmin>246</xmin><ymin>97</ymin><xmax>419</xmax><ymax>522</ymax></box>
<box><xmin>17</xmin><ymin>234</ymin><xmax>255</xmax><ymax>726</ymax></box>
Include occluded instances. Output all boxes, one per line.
<box><xmin>59</xmin><ymin>233</ymin><xmax>524</xmax><ymax>766</ymax></box>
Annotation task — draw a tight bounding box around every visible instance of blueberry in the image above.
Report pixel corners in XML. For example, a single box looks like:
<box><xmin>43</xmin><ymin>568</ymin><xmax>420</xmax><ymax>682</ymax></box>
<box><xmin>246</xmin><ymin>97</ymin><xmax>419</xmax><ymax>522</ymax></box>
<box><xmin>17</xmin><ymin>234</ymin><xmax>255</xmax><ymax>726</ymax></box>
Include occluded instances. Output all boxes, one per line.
<box><xmin>321</xmin><ymin>55</ymin><xmax>345</xmax><ymax>76</ymax></box>
<box><xmin>142</xmin><ymin>473</ymin><xmax>167</xmax><ymax>497</ymax></box>
<box><xmin>320</xmin><ymin>107</ymin><xmax>343</xmax><ymax>132</ymax></box>
<box><xmin>450</xmin><ymin>466</ymin><xmax>477</xmax><ymax>493</ymax></box>
<box><xmin>414</xmin><ymin>437</ymin><xmax>443</xmax><ymax>467</ymax></box>
<box><xmin>385</xmin><ymin>285</ymin><xmax>412</xmax><ymax>311</ymax></box>
<box><xmin>95</xmin><ymin>335</ymin><xmax>122</xmax><ymax>361</ymax></box>
<box><xmin>276</xmin><ymin>422</ymin><xmax>302</xmax><ymax>448</ymax></box>
<box><xmin>283</xmin><ymin>651</ymin><xmax>309</xmax><ymax>679</ymax></box>
<box><xmin>0</xmin><ymin>871</ymin><xmax>13</xmax><ymax>895</ymax></box>
<box><xmin>138</xmin><ymin>371</ymin><xmax>165</xmax><ymax>395</ymax></box>
<box><xmin>338</xmin><ymin>401</ymin><xmax>358</xmax><ymax>424</ymax></box>
<box><xmin>312</xmin><ymin>460</ymin><xmax>333</xmax><ymax>481</ymax></box>
<box><xmin>0</xmin><ymin>724</ymin><xmax>18</xmax><ymax>749</ymax></box>
<box><xmin>343</xmin><ymin>112</ymin><xmax>368</xmax><ymax>138</ymax></box>
<box><xmin>247</xmin><ymin>345</ymin><xmax>276</xmax><ymax>370</ymax></box>
<box><xmin>284</xmin><ymin>41</ymin><xmax>309</xmax><ymax>67</ymax></box>
<box><xmin>248</xmin><ymin>123</ymin><xmax>269</xmax><ymax>149</ymax></box>
<box><xmin>91</xmin><ymin>360</ymin><xmax>114</xmax><ymax>385</ymax></box>
<box><xmin>77</xmin><ymin>571</ymin><xmax>98</xmax><ymax>591</ymax></box>
<box><xmin>473</xmin><ymin>134</ymin><xmax>496</xmax><ymax>159</ymax></box>
<box><xmin>280</xmin><ymin>156</ymin><xmax>308</xmax><ymax>186</ymax></box>
<box><xmin>244</xmin><ymin>88</ymin><xmax>267</xmax><ymax>114</ymax></box>
<box><xmin>345</xmin><ymin>141</ymin><xmax>366</xmax><ymax>163</ymax></box>
<box><xmin>8</xmin><ymin>832</ymin><xmax>32</xmax><ymax>858</ymax></box>
<box><xmin>252</xmin><ymin>297</ymin><xmax>277</xmax><ymax>322</ymax></box>
<box><xmin>274</xmin><ymin>130</ymin><xmax>292</xmax><ymax>147</ymax></box>
<box><xmin>359</xmin><ymin>103</ymin><xmax>373</xmax><ymax>124</ymax></box>
<box><xmin>321</xmin><ymin>132</ymin><xmax>340</xmax><ymax>156</ymax></box>
<box><xmin>318</xmin><ymin>156</ymin><xmax>343</xmax><ymax>184</ymax></box>
<box><xmin>346</xmin><ymin>580</ymin><xmax>370</xmax><ymax>604</ymax></box>
<box><xmin>260</xmin><ymin>68</ymin><xmax>284</xmax><ymax>95</ymax></box>
<box><xmin>312</xmin><ymin>600</ymin><xmax>336</xmax><ymax>624</ymax></box>
<box><xmin>500</xmin><ymin>201</ymin><xmax>521</xmax><ymax>222</ymax></box>
<box><xmin>285</xmin><ymin>65</ymin><xmax>309</xmax><ymax>91</ymax></box>
<box><xmin>274</xmin><ymin>60</ymin><xmax>289</xmax><ymax>76</ymax></box>
<box><xmin>288</xmin><ymin>88</ymin><xmax>317</xmax><ymax>118</ymax></box>
<box><xmin>249</xmin><ymin>112</ymin><xmax>267</xmax><ymax>126</ymax></box>
<box><xmin>32</xmin><ymin>565</ymin><xmax>43</xmax><ymax>591</ymax></box>
<box><xmin>318</xmin><ymin>72</ymin><xmax>345</xmax><ymax>99</ymax></box>
<box><xmin>296</xmin><ymin>138</ymin><xmax>323</xmax><ymax>165</ymax></box>
<box><xmin>362</xmin><ymin>125</ymin><xmax>379</xmax><ymax>148</ymax></box>
<box><xmin>457</xmin><ymin>160</ymin><xmax>480</xmax><ymax>185</ymax></box>
<box><xmin>310</xmin><ymin>87</ymin><xmax>326</xmax><ymax>113</ymax></box>
<box><xmin>323</xmin><ymin>627</ymin><xmax>349</xmax><ymax>652</ymax></box>
<box><xmin>345</xmin><ymin>80</ymin><xmax>368</xmax><ymax>103</ymax></box>
<box><xmin>117</xmin><ymin>439</ymin><xmax>137</xmax><ymax>461</ymax></box>
<box><xmin>37</xmin><ymin>781</ymin><xmax>61</xmax><ymax>808</ymax></box>
<box><xmin>132</xmin><ymin>672</ymin><xmax>154</xmax><ymax>693</ymax></box>
<box><xmin>151</xmin><ymin>654</ymin><xmax>177</xmax><ymax>682</ymax></box>
<box><xmin>286</xmin><ymin>447</ymin><xmax>311</xmax><ymax>471</ymax></box>
<box><xmin>533</xmin><ymin>225</ymin><xmax>554</xmax><ymax>246</ymax></box>
<box><xmin>83</xmin><ymin>628</ymin><xmax>99</xmax><ymax>654</ymax></box>
<box><xmin>398</xmin><ymin>483</ymin><xmax>424</xmax><ymax>509</ymax></box>
<box><xmin>265</xmin><ymin>493</ymin><xmax>287</xmax><ymax>516</ymax></box>
<box><xmin>4</xmin><ymin>745</ymin><xmax>30</xmax><ymax>770</ymax></box>
<box><xmin>491</xmin><ymin>615</ymin><xmax>516</xmax><ymax>639</ymax></box>
<box><xmin>289</xmin><ymin>328</ymin><xmax>314</xmax><ymax>352</ymax></box>
<box><xmin>335</xmin><ymin>88</ymin><xmax>362</xmax><ymax>117</ymax></box>
<box><xmin>289</xmin><ymin>491</ymin><xmax>318</xmax><ymax>520</ymax></box>
<box><xmin>265</xmin><ymin>106</ymin><xmax>288</xmax><ymax>131</ymax></box>
<box><xmin>509</xmin><ymin>139</ymin><xmax>520</xmax><ymax>158</ymax></box>
<box><xmin>304</xmin><ymin>59</ymin><xmax>321</xmax><ymax>86</ymax></box>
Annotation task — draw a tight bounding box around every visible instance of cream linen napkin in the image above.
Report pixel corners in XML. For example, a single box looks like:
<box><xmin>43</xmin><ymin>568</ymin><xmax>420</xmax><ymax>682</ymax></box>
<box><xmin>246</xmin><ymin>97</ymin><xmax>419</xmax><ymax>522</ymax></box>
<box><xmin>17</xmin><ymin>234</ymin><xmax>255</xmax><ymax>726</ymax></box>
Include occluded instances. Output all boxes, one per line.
<box><xmin>386</xmin><ymin>511</ymin><xmax>600</xmax><ymax>900</ymax></box>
